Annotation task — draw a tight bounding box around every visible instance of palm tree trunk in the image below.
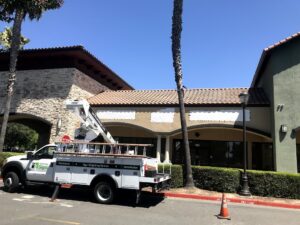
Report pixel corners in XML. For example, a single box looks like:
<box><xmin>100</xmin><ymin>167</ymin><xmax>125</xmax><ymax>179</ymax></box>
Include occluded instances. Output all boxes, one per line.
<box><xmin>0</xmin><ymin>9</ymin><xmax>24</xmax><ymax>152</ymax></box>
<box><xmin>171</xmin><ymin>0</ymin><xmax>194</xmax><ymax>188</ymax></box>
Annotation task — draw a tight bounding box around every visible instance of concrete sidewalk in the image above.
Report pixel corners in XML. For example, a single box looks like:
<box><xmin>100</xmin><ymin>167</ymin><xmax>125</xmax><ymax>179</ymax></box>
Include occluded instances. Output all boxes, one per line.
<box><xmin>152</xmin><ymin>187</ymin><xmax>300</xmax><ymax>210</ymax></box>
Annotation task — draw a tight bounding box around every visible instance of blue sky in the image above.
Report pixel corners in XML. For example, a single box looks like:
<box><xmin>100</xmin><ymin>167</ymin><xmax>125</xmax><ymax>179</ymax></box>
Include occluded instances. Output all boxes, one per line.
<box><xmin>1</xmin><ymin>0</ymin><xmax>300</xmax><ymax>90</ymax></box>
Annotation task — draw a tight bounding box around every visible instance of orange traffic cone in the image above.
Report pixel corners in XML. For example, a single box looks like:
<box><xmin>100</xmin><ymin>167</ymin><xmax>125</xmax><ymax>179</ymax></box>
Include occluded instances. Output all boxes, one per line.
<box><xmin>217</xmin><ymin>193</ymin><xmax>231</xmax><ymax>220</ymax></box>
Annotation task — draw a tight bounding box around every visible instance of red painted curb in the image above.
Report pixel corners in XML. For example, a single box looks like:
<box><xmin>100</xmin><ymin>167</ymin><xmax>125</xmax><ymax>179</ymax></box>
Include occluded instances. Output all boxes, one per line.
<box><xmin>164</xmin><ymin>192</ymin><xmax>221</xmax><ymax>202</ymax></box>
<box><xmin>162</xmin><ymin>192</ymin><xmax>300</xmax><ymax>210</ymax></box>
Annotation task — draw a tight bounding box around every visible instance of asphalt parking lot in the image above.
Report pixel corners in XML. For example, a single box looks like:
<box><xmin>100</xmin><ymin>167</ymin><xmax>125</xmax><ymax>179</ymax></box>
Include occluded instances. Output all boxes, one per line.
<box><xmin>0</xmin><ymin>182</ymin><xmax>299</xmax><ymax>225</ymax></box>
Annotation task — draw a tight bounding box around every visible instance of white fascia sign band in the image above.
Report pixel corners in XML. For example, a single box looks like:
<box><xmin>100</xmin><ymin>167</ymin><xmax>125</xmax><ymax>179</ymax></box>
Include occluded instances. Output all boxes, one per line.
<box><xmin>96</xmin><ymin>110</ymin><xmax>136</xmax><ymax>120</ymax></box>
<box><xmin>189</xmin><ymin>110</ymin><xmax>250</xmax><ymax>122</ymax></box>
<box><xmin>151</xmin><ymin>108</ymin><xmax>175</xmax><ymax>123</ymax></box>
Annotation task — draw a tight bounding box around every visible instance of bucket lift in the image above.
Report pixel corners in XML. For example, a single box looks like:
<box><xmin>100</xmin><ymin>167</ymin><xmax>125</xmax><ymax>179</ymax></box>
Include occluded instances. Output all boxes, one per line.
<box><xmin>65</xmin><ymin>99</ymin><xmax>116</xmax><ymax>144</ymax></box>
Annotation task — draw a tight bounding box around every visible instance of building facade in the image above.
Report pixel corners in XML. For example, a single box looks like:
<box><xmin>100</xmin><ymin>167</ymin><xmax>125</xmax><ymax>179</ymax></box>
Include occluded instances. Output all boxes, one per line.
<box><xmin>89</xmin><ymin>88</ymin><xmax>273</xmax><ymax>171</ymax></box>
<box><xmin>1</xmin><ymin>34</ymin><xmax>300</xmax><ymax>173</ymax></box>
<box><xmin>88</xmin><ymin>33</ymin><xmax>300</xmax><ymax>173</ymax></box>
<box><xmin>0</xmin><ymin>46</ymin><xmax>132</xmax><ymax>147</ymax></box>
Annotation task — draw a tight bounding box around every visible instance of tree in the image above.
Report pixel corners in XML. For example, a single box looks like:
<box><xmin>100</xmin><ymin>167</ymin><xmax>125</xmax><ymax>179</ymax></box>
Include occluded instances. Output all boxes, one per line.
<box><xmin>171</xmin><ymin>0</ymin><xmax>194</xmax><ymax>188</ymax></box>
<box><xmin>4</xmin><ymin>123</ymin><xmax>38</xmax><ymax>151</ymax></box>
<box><xmin>0</xmin><ymin>27</ymin><xmax>30</xmax><ymax>51</ymax></box>
<box><xmin>0</xmin><ymin>0</ymin><xmax>64</xmax><ymax>152</ymax></box>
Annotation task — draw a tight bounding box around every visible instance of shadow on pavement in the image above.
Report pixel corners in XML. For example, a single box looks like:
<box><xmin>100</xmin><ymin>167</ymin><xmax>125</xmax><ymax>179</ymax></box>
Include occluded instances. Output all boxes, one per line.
<box><xmin>0</xmin><ymin>184</ymin><xmax>165</xmax><ymax>208</ymax></box>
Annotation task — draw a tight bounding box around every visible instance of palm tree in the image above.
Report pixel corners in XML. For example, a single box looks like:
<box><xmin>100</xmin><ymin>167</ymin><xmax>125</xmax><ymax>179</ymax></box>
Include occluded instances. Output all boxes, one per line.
<box><xmin>171</xmin><ymin>0</ymin><xmax>194</xmax><ymax>188</ymax></box>
<box><xmin>0</xmin><ymin>27</ymin><xmax>30</xmax><ymax>51</ymax></box>
<box><xmin>0</xmin><ymin>0</ymin><xmax>64</xmax><ymax>152</ymax></box>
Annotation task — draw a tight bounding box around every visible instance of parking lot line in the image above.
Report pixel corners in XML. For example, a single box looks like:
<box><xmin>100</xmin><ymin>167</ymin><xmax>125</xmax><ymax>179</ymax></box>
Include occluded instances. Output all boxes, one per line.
<box><xmin>36</xmin><ymin>217</ymin><xmax>80</xmax><ymax>225</ymax></box>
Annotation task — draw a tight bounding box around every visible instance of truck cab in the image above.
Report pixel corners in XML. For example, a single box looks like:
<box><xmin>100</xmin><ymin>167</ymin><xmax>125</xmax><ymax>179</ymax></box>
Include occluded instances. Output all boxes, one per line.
<box><xmin>1</xmin><ymin>144</ymin><xmax>57</xmax><ymax>192</ymax></box>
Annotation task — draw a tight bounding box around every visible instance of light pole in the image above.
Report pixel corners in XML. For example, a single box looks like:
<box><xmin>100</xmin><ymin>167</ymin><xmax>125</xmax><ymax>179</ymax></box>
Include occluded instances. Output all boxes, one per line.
<box><xmin>239</xmin><ymin>92</ymin><xmax>251</xmax><ymax>196</ymax></box>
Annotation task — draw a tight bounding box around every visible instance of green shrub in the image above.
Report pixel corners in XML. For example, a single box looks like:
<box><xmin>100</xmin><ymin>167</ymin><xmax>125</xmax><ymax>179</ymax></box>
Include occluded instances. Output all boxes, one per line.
<box><xmin>247</xmin><ymin>170</ymin><xmax>300</xmax><ymax>199</ymax></box>
<box><xmin>192</xmin><ymin>166</ymin><xmax>240</xmax><ymax>193</ymax></box>
<box><xmin>159</xmin><ymin>164</ymin><xmax>183</xmax><ymax>188</ymax></box>
<box><xmin>0</xmin><ymin>152</ymin><xmax>24</xmax><ymax>168</ymax></box>
<box><xmin>161</xmin><ymin>164</ymin><xmax>300</xmax><ymax>199</ymax></box>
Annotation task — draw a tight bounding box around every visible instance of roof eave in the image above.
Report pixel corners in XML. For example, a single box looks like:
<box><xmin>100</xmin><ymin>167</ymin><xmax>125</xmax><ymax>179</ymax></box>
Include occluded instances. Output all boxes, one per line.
<box><xmin>89</xmin><ymin>103</ymin><xmax>270</xmax><ymax>107</ymax></box>
<box><xmin>251</xmin><ymin>32</ymin><xmax>300</xmax><ymax>88</ymax></box>
<box><xmin>250</xmin><ymin>50</ymin><xmax>268</xmax><ymax>87</ymax></box>
<box><xmin>0</xmin><ymin>46</ymin><xmax>134</xmax><ymax>90</ymax></box>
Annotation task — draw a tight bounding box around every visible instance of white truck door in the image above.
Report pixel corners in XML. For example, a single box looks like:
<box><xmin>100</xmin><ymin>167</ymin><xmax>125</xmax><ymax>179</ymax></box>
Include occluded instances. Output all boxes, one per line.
<box><xmin>26</xmin><ymin>146</ymin><xmax>56</xmax><ymax>182</ymax></box>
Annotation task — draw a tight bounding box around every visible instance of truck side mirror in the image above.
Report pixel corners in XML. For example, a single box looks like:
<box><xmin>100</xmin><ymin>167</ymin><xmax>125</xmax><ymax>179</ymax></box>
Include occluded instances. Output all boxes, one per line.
<box><xmin>27</xmin><ymin>152</ymin><xmax>34</xmax><ymax>159</ymax></box>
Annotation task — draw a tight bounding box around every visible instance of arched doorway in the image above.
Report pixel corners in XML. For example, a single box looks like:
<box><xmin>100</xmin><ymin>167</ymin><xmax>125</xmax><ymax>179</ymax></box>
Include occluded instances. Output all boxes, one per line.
<box><xmin>169</xmin><ymin>125</ymin><xmax>273</xmax><ymax>170</ymax></box>
<box><xmin>0</xmin><ymin>113</ymin><xmax>52</xmax><ymax>149</ymax></box>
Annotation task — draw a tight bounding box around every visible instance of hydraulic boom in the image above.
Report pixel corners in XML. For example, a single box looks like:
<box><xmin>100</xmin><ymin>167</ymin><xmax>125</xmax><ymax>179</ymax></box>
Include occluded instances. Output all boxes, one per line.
<box><xmin>65</xmin><ymin>99</ymin><xmax>116</xmax><ymax>144</ymax></box>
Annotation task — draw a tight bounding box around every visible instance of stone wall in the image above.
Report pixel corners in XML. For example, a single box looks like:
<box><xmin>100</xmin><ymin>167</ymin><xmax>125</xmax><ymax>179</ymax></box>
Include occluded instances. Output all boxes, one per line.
<box><xmin>0</xmin><ymin>68</ymin><xmax>109</xmax><ymax>146</ymax></box>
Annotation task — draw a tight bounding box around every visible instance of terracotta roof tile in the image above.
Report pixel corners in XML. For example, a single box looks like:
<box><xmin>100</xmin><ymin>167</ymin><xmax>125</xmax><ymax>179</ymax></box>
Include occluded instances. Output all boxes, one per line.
<box><xmin>264</xmin><ymin>32</ymin><xmax>300</xmax><ymax>52</ymax></box>
<box><xmin>89</xmin><ymin>88</ymin><xmax>269</xmax><ymax>106</ymax></box>
<box><xmin>252</xmin><ymin>31</ymin><xmax>300</xmax><ymax>87</ymax></box>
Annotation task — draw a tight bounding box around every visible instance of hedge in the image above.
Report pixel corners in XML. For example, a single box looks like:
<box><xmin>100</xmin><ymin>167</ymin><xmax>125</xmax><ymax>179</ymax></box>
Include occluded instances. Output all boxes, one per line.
<box><xmin>192</xmin><ymin>166</ymin><xmax>240</xmax><ymax>193</ymax></box>
<box><xmin>247</xmin><ymin>170</ymin><xmax>300</xmax><ymax>199</ymax></box>
<box><xmin>161</xmin><ymin>164</ymin><xmax>300</xmax><ymax>199</ymax></box>
<box><xmin>159</xmin><ymin>164</ymin><xmax>183</xmax><ymax>188</ymax></box>
<box><xmin>0</xmin><ymin>152</ymin><xmax>24</xmax><ymax>168</ymax></box>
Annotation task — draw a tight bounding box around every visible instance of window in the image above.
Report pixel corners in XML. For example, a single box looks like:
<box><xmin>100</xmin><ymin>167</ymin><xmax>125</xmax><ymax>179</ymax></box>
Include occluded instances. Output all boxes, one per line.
<box><xmin>173</xmin><ymin>139</ymin><xmax>273</xmax><ymax>170</ymax></box>
<box><xmin>173</xmin><ymin>139</ymin><xmax>243</xmax><ymax>169</ymax></box>
<box><xmin>35</xmin><ymin>146</ymin><xmax>56</xmax><ymax>159</ymax></box>
<box><xmin>252</xmin><ymin>143</ymin><xmax>274</xmax><ymax>171</ymax></box>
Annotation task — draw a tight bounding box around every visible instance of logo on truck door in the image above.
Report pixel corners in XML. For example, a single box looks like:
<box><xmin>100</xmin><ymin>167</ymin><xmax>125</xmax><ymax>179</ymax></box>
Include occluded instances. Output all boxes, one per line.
<box><xmin>33</xmin><ymin>162</ymin><xmax>49</xmax><ymax>171</ymax></box>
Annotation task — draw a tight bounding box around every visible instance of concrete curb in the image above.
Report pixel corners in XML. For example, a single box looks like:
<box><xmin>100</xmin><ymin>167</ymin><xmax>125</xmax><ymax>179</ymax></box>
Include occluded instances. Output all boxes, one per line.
<box><xmin>162</xmin><ymin>192</ymin><xmax>300</xmax><ymax>210</ymax></box>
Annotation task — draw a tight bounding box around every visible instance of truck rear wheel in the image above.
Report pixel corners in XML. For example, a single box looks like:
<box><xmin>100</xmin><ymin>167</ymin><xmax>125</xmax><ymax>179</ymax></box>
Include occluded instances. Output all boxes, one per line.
<box><xmin>94</xmin><ymin>181</ymin><xmax>115</xmax><ymax>204</ymax></box>
<box><xmin>3</xmin><ymin>172</ymin><xmax>20</xmax><ymax>193</ymax></box>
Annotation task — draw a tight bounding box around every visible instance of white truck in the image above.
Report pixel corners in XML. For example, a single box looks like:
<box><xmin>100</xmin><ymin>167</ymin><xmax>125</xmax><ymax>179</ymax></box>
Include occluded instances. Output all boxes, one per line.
<box><xmin>1</xmin><ymin>100</ymin><xmax>171</xmax><ymax>204</ymax></box>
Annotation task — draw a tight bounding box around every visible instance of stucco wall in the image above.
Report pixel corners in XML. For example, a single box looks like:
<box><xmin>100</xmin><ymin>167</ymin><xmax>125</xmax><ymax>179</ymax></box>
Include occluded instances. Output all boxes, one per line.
<box><xmin>257</xmin><ymin>38</ymin><xmax>300</xmax><ymax>173</ymax></box>
<box><xmin>272</xmin><ymin>42</ymin><xmax>300</xmax><ymax>173</ymax></box>
<box><xmin>94</xmin><ymin>106</ymin><xmax>271</xmax><ymax>135</ymax></box>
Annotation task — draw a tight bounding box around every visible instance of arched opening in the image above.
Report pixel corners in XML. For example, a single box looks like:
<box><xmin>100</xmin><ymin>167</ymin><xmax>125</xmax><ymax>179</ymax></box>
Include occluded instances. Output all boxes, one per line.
<box><xmin>0</xmin><ymin>113</ymin><xmax>52</xmax><ymax>149</ymax></box>
<box><xmin>169</xmin><ymin>125</ymin><xmax>273</xmax><ymax>170</ymax></box>
<box><xmin>94</xmin><ymin>122</ymin><xmax>158</xmax><ymax>158</ymax></box>
<box><xmin>4</xmin><ymin>122</ymin><xmax>38</xmax><ymax>151</ymax></box>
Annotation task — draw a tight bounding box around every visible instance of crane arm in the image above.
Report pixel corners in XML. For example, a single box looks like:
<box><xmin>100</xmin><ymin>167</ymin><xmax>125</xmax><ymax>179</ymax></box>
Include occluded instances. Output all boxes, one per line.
<box><xmin>65</xmin><ymin>99</ymin><xmax>116</xmax><ymax>144</ymax></box>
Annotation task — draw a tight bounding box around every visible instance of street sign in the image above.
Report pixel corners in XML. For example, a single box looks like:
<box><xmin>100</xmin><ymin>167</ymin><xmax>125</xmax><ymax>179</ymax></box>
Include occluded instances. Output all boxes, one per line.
<box><xmin>61</xmin><ymin>135</ymin><xmax>71</xmax><ymax>144</ymax></box>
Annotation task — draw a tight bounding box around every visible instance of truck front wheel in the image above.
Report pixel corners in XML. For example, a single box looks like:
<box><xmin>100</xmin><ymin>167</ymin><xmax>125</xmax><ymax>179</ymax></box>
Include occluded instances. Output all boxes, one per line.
<box><xmin>3</xmin><ymin>172</ymin><xmax>20</xmax><ymax>193</ymax></box>
<box><xmin>94</xmin><ymin>181</ymin><xmax>115</xmax><ymax>204</ymax></box>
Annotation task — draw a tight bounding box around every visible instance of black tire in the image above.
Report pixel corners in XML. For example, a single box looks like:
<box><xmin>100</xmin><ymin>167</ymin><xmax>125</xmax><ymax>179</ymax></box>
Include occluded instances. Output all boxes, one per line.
<box><xmin>3</xmin><ymin>172</ymin><xmax>20</xmax><ymax>193</ymax></box>
<box><xmin>93</xmin><ymin>181</ymin><xmax>115</xmax><ymax>204</ymax></box>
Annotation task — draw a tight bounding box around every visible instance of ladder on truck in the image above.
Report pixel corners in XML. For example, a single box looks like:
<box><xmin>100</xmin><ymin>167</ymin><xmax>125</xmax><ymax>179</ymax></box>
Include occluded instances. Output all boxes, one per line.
<box><xmin>65</xmin><ymin>99</ymin><xmax>116</xmax><ymax>143</ymax></box>
<box><xmin>56</xmin><ymin>141</ymin><xmax>153</xmax><ymax>157</ymax></box>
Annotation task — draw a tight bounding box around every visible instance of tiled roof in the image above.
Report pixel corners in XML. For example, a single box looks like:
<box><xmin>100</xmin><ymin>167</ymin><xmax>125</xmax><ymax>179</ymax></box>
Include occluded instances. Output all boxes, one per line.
<box><xmin>251</xmin><ymin>32</ymin><xmax>300</xmax><ymax>87</ymax></box>
<box><xmin>0</xmin><ymin>46</ymin><xmax>133</xmax><ymax>90</ymax></box>
<box><xmin>89</xmin><ymin>88</ymin><xmax>269</xmax><ymax>106</ymax></box>
<box><xmin>264</xmin><ymin>32</ymin><xmax>300</xmax><ymax>52</ymax></box>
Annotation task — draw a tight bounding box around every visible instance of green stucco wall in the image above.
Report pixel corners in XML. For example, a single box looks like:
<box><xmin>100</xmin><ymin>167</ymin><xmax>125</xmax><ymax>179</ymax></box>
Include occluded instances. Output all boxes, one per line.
<box><xmin>257</xmin><ymin>39</ymin><xmax>300</xmax><ymax>173</ymax></box>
